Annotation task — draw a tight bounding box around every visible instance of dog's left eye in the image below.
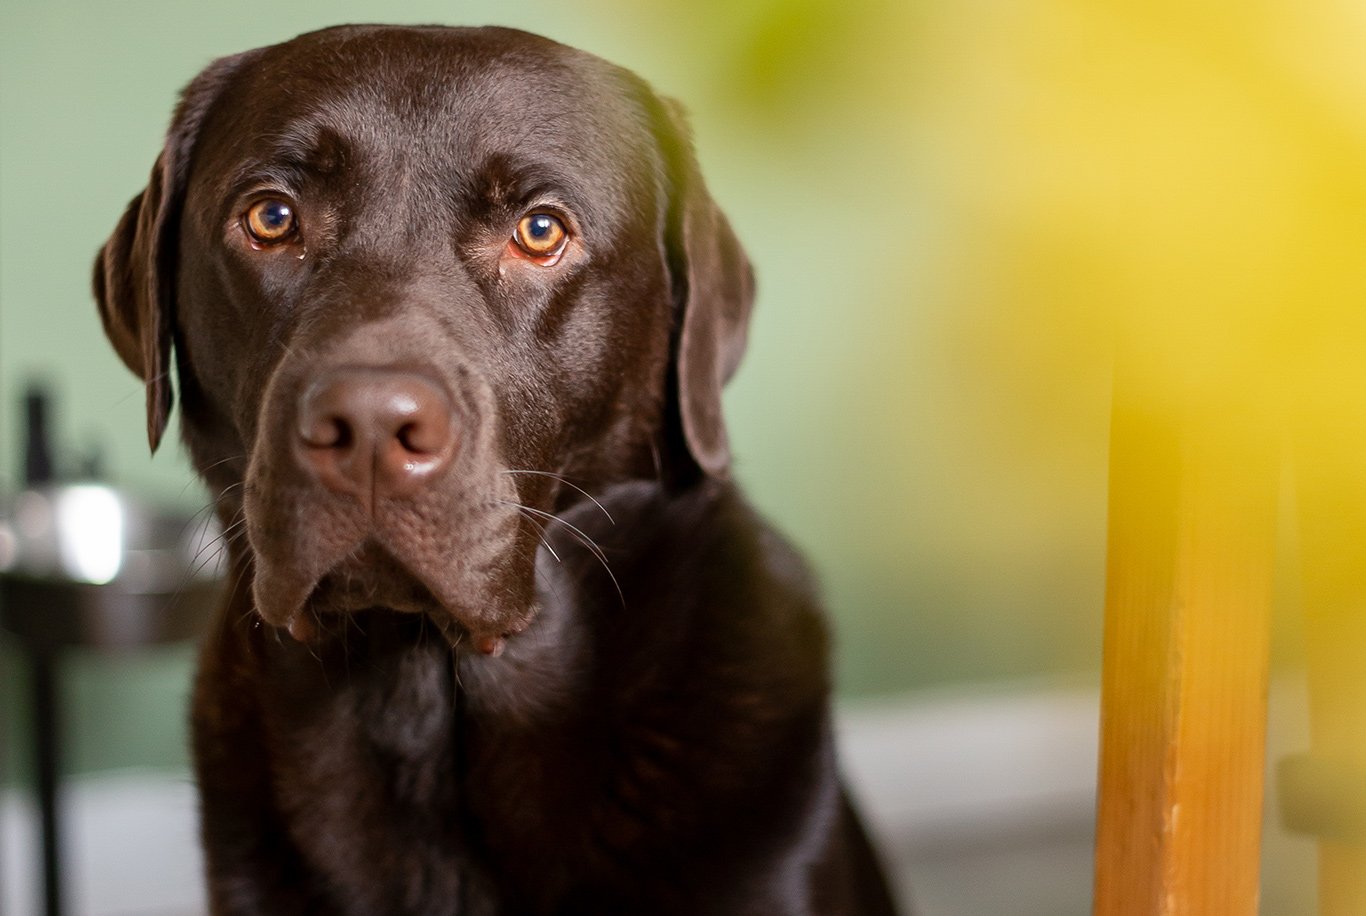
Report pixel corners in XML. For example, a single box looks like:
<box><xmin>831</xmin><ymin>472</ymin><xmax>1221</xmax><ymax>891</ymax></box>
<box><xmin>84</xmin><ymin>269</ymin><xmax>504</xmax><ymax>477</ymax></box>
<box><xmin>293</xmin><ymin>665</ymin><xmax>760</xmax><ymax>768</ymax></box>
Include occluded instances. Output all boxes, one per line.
<box><xmin>244</xmin><ymin>199</ymin><xmax>298</xmax><ymax>244</ymax></box>
<box><xmin>513</xmin><ymin>213</ymin><xmax>568</xmax><ymax>259</ymax></box>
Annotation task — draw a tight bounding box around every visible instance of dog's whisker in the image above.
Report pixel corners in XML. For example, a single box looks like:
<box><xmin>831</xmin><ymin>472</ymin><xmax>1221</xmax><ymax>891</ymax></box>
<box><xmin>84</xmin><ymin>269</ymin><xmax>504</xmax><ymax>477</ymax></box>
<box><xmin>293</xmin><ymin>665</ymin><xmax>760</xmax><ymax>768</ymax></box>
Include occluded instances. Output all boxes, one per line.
<box><xmin>449</xmin><ymin>630</ymin><xmax>467</xmax><ymax>696</ymax></box>
<box><xmin>649</xmin><ymin>439</ymin><xmax>664</xmax><ymax>484</ymax></box>
<box><xmin>172</xmin><ymin>461</ymin><xmax>247</xmax><ymax>513</ymax></box>
<box><xmin>186</xmin><ymin>510</ymin><xmax>248</xmax><ymax>579</ymax></box>
<box><xmin>537</xmin><ymin>535</ymin><xmax>562</xmax><ymax>565</ymax></box>
<box><xmin>209</xmin><ymin>480</ymin><xmax>247</xmax><ymax>503</ymax></box>
<box><xmin>501</xmin><ymin>469</ymin><xmax>614</xmax><ymax>525</ymax></box>
<box><xmin>303</xmin><ymin>620</ymin><xmax>325</xmax><ymax>666</ymax></box>
<box><xmin>161</xmin><ymin>501</ymin><xmax>249</xmax><ymax>616</ymax></box>
<box><xmin>229</xmin><ymin>562</ymin><xmax>259</xmax><ymax>630</ymax></box>
<box><xmin>499</xmin><ymin>500</ymin><xmax>625</xmax><ymax>610</ymax></box>
<box><xmin>187</xmin><ymin>538</ymin><xmax>229</xmax><ymax>579</ymax></box>
<box><xmin>109</xmin><ymin>386</ymin><xmax>145</xmax><ymax>409</ymax></box>
<box><xmin>507</xmin><ymin>507</ymin><xmax>562</xmax><ymax>564</ymax></box>
<box><xmin>191</xmin><ymin>510</ymin><xmax>246</xmax><ymax>552</ymax></box>
<box><xmin>186</xmin><ymin>455</ymin><xmax>247</xmax><ymax>489</ymax></box>
<box><xmin>177</xmin><ymin>480</ymin><xmax>250</xmax><ymax>578</ymax></box>
<box><xmin>503</xmin><ymin>503</ymin><xmax>611</xmax><ymax>565</ymax></box>
<box><xmin>176</xmin><ymin>500</ymin><xmax>219</xmax><ymax>545</ymax></box>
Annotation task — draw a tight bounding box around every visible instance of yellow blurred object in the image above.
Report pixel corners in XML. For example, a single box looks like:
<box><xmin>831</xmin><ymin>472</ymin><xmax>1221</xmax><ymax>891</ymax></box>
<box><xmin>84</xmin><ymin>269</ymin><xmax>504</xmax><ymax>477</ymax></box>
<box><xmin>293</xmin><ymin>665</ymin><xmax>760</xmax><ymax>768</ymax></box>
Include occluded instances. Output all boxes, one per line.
<box><xmin>678</xmin><ymin>0</ymin><xmax>1366</xmax><ymax>908</ymax></box>
<box><xmin>989</xmin><ymin>2</ymin><xmax>1366</xmax><ymax>912</ymax></box>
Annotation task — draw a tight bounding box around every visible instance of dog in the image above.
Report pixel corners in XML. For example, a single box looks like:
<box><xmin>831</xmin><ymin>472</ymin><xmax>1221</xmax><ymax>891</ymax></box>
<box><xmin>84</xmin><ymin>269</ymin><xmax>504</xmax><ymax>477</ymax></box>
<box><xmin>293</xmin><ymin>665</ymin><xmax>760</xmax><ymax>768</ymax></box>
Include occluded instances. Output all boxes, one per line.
<box><xmin>93</xmin><ymin>24</ymin><xmax>899</xmax><ymax>915</ymax></box>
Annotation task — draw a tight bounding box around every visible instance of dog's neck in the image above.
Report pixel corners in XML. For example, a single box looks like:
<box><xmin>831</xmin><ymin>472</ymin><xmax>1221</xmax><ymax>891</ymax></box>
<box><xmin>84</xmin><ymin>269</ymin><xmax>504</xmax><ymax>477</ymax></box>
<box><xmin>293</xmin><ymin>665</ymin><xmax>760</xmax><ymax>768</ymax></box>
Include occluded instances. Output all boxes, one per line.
<box><xmin>449</xmin><ymin>477</ymin><xmax>672</xmax><ymax>724</ymax></box>
<box><xmin>449</xmin><ymin>542</ymin><xmax>591</xmax><ymax>726</ymax></box>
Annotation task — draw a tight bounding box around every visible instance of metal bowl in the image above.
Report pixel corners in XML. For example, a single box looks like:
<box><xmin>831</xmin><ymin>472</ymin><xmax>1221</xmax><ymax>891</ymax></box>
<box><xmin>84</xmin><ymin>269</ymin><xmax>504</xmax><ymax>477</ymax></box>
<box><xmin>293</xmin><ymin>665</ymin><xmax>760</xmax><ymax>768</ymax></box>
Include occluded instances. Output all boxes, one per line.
<box><xmin>0</xmin><ymin>484</ymin><xmax>224</xmax><ymax>650</ymax></box>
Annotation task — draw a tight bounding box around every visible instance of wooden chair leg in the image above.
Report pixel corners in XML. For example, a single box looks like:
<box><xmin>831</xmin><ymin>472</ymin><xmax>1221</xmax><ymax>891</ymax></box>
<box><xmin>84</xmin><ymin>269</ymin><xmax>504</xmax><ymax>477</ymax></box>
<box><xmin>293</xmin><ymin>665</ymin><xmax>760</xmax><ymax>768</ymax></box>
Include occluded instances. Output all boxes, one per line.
<box><xmin>1093</xmin><ymin>394</ymin><xmax>1277</xmax><ymax>915</ymax></box>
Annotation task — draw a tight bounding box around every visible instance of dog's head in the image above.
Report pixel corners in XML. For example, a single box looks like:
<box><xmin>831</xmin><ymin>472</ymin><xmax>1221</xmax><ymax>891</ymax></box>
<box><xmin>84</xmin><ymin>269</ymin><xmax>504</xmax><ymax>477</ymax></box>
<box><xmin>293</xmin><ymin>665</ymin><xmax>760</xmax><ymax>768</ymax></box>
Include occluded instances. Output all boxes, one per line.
<box><xmin>94</xmin><ymin>26</ymin><xmax>753</xmax><ymax>647</ymax></box>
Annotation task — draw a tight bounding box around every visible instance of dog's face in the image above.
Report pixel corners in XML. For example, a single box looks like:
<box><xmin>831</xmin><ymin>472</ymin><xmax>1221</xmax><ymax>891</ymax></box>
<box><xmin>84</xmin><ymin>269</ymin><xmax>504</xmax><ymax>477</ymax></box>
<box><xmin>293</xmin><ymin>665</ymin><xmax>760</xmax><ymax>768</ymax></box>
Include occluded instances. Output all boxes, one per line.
<box><xmin>94</xmin><ymin>26</ymin><xmax>753</xmax><ymax>647</ymax></box>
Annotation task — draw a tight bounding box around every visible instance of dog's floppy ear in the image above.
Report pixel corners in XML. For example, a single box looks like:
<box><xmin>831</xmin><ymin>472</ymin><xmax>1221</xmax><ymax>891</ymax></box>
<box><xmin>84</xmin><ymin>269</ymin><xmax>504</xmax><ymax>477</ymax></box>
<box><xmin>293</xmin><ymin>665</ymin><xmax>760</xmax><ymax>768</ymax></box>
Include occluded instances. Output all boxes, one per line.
<box><xmin>653</xmin><ymin>96</ymin><xmax>756</xmax><ymax>480</ymax></box>
<box><xmin>93</xmin><ymin>53</ymin><xmax>250</xmax><ymax>452</ymax></box>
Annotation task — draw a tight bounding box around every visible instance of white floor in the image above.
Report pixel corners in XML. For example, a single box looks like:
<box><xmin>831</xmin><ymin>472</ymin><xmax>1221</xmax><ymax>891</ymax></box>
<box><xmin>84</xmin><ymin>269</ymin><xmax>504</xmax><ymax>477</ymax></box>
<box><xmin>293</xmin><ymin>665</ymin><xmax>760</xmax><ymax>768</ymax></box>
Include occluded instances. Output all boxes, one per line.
<box><xmin>1</xmin><ymin>681</ymin><xmax>1317</xmax><ymax>915</ymax></box>
<box><xmin>2</xmin><ymin>772</ymin><xmax>204</xmax><ymax>916</ymax></box>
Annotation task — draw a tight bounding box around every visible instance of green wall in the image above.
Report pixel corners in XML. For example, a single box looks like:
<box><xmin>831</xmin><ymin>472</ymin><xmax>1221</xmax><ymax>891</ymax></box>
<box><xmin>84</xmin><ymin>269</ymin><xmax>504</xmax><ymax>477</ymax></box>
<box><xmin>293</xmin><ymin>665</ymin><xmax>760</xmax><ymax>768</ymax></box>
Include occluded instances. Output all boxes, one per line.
<box><xmin>1</xmin><ymin>0</ymin><xmax>1112</xmax><ymax>779</ymax></box>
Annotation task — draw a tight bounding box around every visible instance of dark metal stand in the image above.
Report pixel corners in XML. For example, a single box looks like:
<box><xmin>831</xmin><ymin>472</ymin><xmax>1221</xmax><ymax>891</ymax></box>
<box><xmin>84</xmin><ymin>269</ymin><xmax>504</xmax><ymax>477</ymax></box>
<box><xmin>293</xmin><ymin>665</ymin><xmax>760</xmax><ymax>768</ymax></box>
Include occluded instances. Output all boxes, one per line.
<box><xmin>32</xmin><ymin>647</ymin><xmax>62</xmax><ymax>916</ymax></box>
<box><xmin>1</xmin><ymin>575</ymin><xmax>219</xmax><ymax>916</ymax></box>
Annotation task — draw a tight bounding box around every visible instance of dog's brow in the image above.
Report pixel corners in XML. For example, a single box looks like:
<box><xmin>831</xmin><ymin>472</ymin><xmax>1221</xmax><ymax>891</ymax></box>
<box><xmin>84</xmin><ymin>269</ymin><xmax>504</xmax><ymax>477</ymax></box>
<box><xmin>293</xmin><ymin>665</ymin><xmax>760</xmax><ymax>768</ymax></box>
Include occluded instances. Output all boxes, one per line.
<box><xmin>466</xmin><ymin>153</ymin><xmax>600</xmax><ymax>226</ymax></box>
<box><xmin>228</xmin><ymin>161</ymin><xmax>303</xmax><ymax>193</ymax></box>
<box><xmin>249</xmin><ymin>125</ymin><xmax>350</xmax><ymax>180</ymax></box>
<box><xmin>222</xmin><ymin>134</ymin><xmax>354</xmax><ymax>207</ymax></box>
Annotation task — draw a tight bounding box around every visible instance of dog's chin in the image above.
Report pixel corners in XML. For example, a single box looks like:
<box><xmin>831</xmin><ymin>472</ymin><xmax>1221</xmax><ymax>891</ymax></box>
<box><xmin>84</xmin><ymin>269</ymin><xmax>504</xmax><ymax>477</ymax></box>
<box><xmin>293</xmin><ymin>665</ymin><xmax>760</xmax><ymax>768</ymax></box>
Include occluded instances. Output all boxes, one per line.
<box><xmin>250</xmin><ymin>543</ymin><xmax>537</xmax><ymax>652</ymax></box>
<box><xmin>309</xmin><ymin>565</ymin><xmax>443</xmax><ymax>615</ymax></box>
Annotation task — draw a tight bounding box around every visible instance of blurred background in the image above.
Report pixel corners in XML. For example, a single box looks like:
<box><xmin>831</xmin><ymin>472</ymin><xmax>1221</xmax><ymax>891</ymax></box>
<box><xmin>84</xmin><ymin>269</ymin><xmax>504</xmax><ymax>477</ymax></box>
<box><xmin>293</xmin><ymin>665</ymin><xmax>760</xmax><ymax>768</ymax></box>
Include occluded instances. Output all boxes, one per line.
<box><xmin>5</xmin><ymin>0</ymin><xmax>1364</xmax><ymax>913</ymax></box>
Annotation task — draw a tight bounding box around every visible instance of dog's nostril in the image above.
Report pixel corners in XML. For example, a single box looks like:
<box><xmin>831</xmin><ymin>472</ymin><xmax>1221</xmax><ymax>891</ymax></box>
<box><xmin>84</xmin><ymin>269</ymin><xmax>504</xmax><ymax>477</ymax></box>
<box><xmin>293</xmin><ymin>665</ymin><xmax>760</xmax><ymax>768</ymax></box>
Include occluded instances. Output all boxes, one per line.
<box><xmin>395</xmin><ymin>413</ymin><xmax>453</xmax><ymax>455</ymax></box>
<box><xmin>396</xmin><ymin>422</ymin><xmax>422</xmax><ymax>454</ymax></box>
<box><xmin>302</xmin><ymin>415</ymin><xmax>353</xmax><ymax>450</ymax></box>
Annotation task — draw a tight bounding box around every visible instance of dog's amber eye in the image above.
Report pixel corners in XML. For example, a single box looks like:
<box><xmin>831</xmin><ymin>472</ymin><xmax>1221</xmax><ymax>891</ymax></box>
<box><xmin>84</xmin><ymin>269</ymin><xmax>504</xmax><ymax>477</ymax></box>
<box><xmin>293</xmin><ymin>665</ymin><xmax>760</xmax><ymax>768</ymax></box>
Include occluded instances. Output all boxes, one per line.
<box><xmin>244</xmin><ymin>199</ymin><xmax>297</xmax><ymax>243</ymax></box>
<box><xmin>513</xmin><ymin>213</ymin><xmax>568</xmax><ymax>258</ymax></box>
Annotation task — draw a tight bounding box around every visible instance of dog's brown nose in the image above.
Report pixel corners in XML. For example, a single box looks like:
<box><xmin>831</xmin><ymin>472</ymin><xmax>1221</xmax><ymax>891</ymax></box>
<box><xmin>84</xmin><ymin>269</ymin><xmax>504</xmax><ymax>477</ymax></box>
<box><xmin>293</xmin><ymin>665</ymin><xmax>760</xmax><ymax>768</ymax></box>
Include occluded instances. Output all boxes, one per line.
<box><xmin>295</xmin><ymin>370</ymin><xmax>456</xmax><ymax>502</ymax></box>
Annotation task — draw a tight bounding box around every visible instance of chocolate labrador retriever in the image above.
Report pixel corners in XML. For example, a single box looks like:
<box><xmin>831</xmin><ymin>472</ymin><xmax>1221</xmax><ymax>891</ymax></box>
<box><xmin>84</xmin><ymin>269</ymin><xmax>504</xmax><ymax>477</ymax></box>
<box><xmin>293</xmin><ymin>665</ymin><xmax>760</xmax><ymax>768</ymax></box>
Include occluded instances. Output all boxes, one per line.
<box><xmin>94</xmin><ymin>24</ymin><xmax>899</xmax><ymax>915</ymax></box>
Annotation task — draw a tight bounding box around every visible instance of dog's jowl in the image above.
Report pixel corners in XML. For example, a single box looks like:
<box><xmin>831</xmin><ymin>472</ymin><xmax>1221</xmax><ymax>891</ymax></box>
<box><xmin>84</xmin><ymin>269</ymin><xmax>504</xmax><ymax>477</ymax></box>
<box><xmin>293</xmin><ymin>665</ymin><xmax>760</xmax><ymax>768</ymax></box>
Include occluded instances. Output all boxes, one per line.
<box><xmin>94</xmin><ymin>25</ymin><xmax>899</xmax><ymax>915</ymax></box>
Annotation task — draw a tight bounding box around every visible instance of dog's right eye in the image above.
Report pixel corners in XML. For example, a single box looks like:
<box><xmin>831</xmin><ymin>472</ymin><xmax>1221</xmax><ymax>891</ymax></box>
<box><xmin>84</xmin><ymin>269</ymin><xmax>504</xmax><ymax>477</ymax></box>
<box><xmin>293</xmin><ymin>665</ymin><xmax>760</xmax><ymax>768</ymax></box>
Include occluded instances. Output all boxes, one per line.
<box><xmin>512</xmin><ymin>212</ymin><xmax>569</xmax><ymax>262</ymax></box>
<box><xmin>244</xmin><ymin>199</ymin><xmax>298</xmax><ymax>244</ymax></box>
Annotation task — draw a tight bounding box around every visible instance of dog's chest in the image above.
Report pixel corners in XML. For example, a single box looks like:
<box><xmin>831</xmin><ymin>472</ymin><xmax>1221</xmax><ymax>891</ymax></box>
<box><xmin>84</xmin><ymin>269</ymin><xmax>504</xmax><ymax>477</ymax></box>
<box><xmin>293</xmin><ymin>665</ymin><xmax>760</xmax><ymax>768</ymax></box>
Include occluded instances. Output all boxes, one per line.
<box><xmin>269</xmin><ymin>632</ymin><xmax>721</xmax><ymax>913</ymax></box>
<box><xmin>269</xmin><ymin>634</ymin><xmax>623</xmax><ymax>910</ymax></box>
<box><xmin>269</xmin><ymin>639</ymin><xmax>471</xmax><ymax>912</ymax></box>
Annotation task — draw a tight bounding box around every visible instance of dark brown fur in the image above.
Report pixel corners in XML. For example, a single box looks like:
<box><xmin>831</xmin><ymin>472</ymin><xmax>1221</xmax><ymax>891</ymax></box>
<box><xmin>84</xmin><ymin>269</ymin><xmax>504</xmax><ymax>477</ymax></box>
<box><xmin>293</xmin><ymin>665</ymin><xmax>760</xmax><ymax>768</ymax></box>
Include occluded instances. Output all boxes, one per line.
<box><xmin>94</xmin><ymin>25</ymin><xmax>898</xmax><ymax>915</ymax></box>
